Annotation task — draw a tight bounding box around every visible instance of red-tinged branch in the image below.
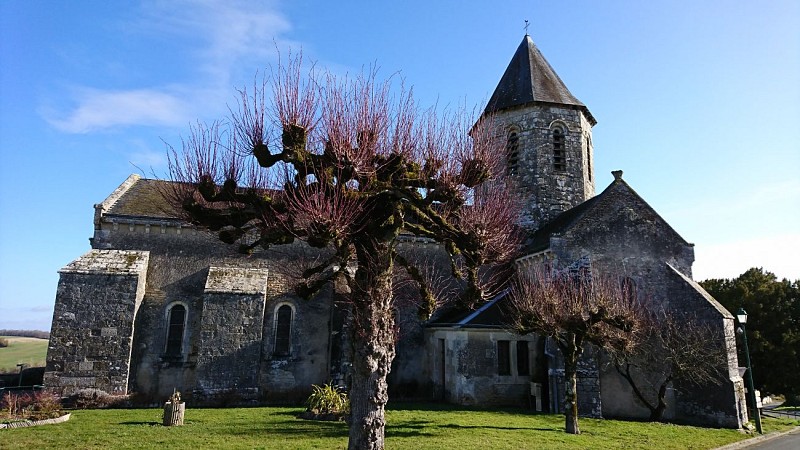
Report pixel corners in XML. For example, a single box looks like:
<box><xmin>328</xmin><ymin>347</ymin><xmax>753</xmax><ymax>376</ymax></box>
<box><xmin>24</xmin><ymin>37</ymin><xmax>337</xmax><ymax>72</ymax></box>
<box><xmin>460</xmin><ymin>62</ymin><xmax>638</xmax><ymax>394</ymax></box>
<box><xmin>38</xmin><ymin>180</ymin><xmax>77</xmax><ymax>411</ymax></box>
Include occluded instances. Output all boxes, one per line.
<box><xmin>166</xmin><ymin>52</ymin><xmax>520</xmax><ymax>450</ymax></box>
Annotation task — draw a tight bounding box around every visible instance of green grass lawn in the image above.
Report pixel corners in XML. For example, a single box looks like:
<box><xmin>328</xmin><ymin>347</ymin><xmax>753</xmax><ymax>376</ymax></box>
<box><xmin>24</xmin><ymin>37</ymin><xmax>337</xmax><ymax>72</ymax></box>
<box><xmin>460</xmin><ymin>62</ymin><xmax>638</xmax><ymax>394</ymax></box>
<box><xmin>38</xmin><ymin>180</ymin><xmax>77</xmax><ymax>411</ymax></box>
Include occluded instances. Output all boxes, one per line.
<box><xmin>0</xmin><ymin>336</ymin><xmax>48</xmax><ymax>372</ymax></box>
<box><xmin>4</xmin><ymin>404</ymin><xmax>797</xmax><ymax>450</ymax></box>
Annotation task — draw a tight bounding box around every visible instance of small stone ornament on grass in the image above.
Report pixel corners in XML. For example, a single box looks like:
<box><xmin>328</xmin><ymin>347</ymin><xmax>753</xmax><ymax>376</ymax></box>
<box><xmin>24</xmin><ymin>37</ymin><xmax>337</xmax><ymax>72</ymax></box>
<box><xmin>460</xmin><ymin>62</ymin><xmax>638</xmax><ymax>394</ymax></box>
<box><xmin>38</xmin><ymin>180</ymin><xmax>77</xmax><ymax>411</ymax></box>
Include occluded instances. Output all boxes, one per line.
<box><xmin>162</xmin><ymin>390</ymin><xmax>185</xmax><ymax>426</ymax></box>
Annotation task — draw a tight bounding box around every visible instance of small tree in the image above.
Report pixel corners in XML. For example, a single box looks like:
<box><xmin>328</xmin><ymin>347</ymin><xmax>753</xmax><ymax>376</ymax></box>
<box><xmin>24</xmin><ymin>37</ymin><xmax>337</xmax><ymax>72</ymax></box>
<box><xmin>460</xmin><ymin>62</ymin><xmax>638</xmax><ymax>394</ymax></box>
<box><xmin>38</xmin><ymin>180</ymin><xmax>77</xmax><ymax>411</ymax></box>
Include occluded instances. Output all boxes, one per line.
<box><xmin>165</xmin><ymin>55</ymin><xmax>520</xmax><ymax>450</ymax></box>
<box><xmin>509</xmin><ymin>266</ymin><xmax>644</xmax><ymax>434</ymax></box>
<box><xmin>612</xmin><ymin>311</ymin><xmax>727</xmax><ymax>421</ymax></box>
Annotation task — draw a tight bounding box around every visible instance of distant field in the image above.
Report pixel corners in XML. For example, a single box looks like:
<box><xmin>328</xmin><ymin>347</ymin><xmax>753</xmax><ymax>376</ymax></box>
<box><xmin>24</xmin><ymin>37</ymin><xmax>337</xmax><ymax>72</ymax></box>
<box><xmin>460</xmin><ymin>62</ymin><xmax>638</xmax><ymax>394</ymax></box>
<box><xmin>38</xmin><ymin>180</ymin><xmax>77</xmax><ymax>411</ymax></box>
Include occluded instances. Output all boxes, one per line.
<box><xmin>0</xmin><ymin>336</ymin><xmax>48</xmax><ymax>371</ymax></box>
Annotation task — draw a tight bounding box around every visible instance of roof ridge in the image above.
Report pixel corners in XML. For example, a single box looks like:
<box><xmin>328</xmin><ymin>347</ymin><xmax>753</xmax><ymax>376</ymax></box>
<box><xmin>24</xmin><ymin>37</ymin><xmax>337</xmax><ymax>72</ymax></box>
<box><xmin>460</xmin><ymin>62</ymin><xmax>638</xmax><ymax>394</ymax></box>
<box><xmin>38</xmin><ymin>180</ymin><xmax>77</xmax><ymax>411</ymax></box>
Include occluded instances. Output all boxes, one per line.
<box><xmin>93</xmin><ymin>174</ymin><xmax>142</xmax><ymax>227</ymax></box>
<box><xmin>666</xmin><ymin>263</ymin><xmax>733</xmax><ymax>319</ymax></box>
<box><xmin>98</xmin><ymin>174</ymin><xmax>141</xmax><ymax>211</ymax></box>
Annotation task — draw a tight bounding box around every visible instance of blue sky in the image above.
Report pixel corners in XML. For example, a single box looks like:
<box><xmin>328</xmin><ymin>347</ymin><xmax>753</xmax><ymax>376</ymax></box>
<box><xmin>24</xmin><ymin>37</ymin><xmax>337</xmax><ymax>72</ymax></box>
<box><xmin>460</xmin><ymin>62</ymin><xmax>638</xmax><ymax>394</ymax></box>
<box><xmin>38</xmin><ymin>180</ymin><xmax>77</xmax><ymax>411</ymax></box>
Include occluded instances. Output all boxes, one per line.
<box><xmin>1</xmin><ymin>0</ymin><xmax>798</xmax><ymax>331</ymax></box>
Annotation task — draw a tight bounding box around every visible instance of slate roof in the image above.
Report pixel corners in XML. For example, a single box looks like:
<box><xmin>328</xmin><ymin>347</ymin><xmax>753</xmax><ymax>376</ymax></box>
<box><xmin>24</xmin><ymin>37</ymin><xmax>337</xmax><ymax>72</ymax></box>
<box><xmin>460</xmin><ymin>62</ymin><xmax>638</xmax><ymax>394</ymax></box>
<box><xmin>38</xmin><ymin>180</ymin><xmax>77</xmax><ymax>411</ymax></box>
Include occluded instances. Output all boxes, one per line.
<box><xmin>104</xmin><ymin>177</ymin><xmax>183</xmax><ymax>221</ymax></box>
<box><xmin>522</xmin><ymin>174</ymin><xmax>691</xmax><ymax>256</ymax></box>
<box><xmin>485</xmin><ymin>35</ymin><xmax>596</xmax><ymax>125</ymax></box>
<box><xmin>525</xmin><ymin>194</ymin><xmax>602</xmax><ymax>254</ymax></box>
<box><xmin>428</xmin><ymin>291</ymin><xmax>514</xmax><ymax>329</ymax></box>
<box><xmin>666</xmin><ymin>264</ymin><xmax>734</xmax><ymax>319</ymax></box>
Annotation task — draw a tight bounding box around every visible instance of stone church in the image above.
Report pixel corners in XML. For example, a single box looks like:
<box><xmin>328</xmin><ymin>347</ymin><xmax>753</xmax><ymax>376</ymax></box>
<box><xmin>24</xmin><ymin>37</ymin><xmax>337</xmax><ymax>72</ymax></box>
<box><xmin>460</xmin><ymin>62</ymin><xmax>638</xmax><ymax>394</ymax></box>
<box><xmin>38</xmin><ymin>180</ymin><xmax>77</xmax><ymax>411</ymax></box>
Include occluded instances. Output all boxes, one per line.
<box><xmin>45</xmin><ymin>35</ymin><xmax>747</xmax><ymax>428</ymax></box>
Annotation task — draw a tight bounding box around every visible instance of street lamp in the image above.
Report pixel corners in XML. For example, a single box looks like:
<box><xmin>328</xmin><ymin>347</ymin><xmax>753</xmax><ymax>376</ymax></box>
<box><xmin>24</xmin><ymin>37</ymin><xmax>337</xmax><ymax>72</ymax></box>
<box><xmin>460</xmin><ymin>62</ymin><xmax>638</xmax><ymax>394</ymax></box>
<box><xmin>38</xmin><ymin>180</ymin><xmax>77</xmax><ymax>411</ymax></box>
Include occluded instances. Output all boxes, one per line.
<box><xmin>737</xmin><ymin>307</ymin><xmax>762</xmax><ymax>434</ymax></box>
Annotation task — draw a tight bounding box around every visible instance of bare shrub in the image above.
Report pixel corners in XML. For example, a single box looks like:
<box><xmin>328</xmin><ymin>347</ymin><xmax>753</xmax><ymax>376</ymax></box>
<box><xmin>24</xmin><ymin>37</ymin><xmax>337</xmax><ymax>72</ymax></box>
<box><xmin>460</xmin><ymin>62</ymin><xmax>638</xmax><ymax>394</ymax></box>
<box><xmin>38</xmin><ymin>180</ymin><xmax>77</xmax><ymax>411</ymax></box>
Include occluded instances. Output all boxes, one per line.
<box><xmin>0</xmin><ymin>390</ymin><xmax>63</xmax><ymax>421</ymax></box>
<box><xmin>28</xmin><ymin>391</ymin><xmax>64</xmax><ymax>420</ymax></box>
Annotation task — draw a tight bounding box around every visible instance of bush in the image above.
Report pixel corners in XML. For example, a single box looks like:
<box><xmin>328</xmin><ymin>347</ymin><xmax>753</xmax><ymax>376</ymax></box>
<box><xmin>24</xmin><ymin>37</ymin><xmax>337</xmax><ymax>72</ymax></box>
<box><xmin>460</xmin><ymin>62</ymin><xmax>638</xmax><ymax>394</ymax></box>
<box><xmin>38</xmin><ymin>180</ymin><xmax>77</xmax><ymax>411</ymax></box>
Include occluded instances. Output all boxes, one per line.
<box><xmin>305</xmin><ymin>383</ymin><xmax>349</xmax><ymax>416</ymax></box>
<box><xmin>0</xmin><ymin>337</ymin><xmax>8</xmax><ymax>347</ymax></box>
<box><xmin>28</xmin><ymin>391</ymin><xmax>63</xmax><ymax>420</ymax></box>
<box><xmin>1</xmin><ymin>391</ymin><xmax>31</xmax><ymax>419</ymax></box>
<box><xmin>0</xmin><ymin>390</ymin><xmax>63</xmax><ymax>421</ymax></box>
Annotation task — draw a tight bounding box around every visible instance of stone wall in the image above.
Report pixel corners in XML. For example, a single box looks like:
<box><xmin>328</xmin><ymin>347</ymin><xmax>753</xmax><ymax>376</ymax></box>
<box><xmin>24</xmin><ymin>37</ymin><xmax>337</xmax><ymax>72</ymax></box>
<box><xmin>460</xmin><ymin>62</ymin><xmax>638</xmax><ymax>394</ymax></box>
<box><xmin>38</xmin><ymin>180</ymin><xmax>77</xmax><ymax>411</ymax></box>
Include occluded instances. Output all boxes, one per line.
<box><xmin>44</xmin><ymin>250</ymin><xmax>148</xmax><ymax>395</ymax></box>
<box><xmin>91</xmin><ymin>191</ymin><xmax>343</xmax><ymax>401</ymax></box>
<box><xmin>666</xmin><ymin>268</ymin><xmax>745</xmax><ymax>428</ymax></box>
<box><xmin>427</xmin><ymin>328</ymin><xmax>540</xmax><ymax>407</ymax></box>
<box><xmin>193</xmin><ymin>267</ymin><xmax>269</xmax><ymax>398</ymax></box>
<box><xmin>492</xmin><ymin>103</ymin><xmax>594</xmax><ymax>231</ymax></box>
<box><xmin>258</xmin><ymin>283</ymin><xmax>335</xmax><ymax>402</ymax></box>
<box><xmin>540</xmin><ymin>180</ymin><xmax>743</xmax><ymax>428</ymax></box>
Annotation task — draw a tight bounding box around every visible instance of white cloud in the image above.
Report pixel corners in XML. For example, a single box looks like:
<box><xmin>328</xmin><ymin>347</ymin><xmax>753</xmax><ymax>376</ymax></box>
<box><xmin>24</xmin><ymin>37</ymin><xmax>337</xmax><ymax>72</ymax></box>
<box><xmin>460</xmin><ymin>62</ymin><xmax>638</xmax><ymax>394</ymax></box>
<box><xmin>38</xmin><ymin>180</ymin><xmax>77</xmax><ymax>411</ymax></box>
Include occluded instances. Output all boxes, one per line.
<box><xmin>45</xmin><ymin>88</ymin><xmax>190</xmax><ymax>133</ymax></box>
<box><xmin>137</xmin><ymin>0</ymin><xmax>294</xmax><ymax>83</ymax></box>
<box><xmin>693</xmin><ymin>232</ymin><xmax>800</xmax><ymax>281</ymax></box>
<box><xmin>45</xmin><ymin>0</ymin><xmax>294</xmax><ymax>133</ymax></box>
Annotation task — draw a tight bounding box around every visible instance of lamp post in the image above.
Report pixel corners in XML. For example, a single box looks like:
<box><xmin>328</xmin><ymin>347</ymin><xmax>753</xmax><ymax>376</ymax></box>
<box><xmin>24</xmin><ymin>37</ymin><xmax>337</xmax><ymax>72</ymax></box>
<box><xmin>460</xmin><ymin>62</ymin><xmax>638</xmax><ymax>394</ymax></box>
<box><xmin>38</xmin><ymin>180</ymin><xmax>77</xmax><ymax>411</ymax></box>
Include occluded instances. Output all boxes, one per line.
<box><xmin>736</xmin><ymin>307</ymin><xmax>762</xmax><ymax>434</ymax></box>
<box><xmin>16</xmin><ymin>363</ymin><xmax>27</xmax><ymax>387</ymax></box>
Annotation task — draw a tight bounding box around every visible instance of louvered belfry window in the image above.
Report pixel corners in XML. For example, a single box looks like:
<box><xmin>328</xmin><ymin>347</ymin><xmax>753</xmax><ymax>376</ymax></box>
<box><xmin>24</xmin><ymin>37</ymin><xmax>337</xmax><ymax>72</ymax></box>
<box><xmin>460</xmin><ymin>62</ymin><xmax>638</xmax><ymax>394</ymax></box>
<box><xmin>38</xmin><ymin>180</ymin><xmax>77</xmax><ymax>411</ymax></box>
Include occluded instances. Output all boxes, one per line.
<box><xmin>553</xmin><ymin>128</ymin><xmax>566</xmax><ymax>171</ymax></box>
<box><xmin>506</xmin><ymin>131</ymin><xmax>520</xmax><ymax>176</ymax></box>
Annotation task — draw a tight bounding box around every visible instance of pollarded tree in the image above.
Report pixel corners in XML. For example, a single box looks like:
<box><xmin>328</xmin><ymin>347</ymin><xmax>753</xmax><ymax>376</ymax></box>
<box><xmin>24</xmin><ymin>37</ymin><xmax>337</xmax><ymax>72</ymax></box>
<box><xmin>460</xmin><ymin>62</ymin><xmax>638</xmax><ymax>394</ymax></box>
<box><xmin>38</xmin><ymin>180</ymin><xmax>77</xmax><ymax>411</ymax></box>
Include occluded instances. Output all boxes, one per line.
<box><xmin>612</xmin><ymin>310</ymin><xmax>728</xmax><ymax>422</ymax></box>
<box><xmin>509</xmin><ymin>267</ymin><xmax>644</xmax><ymax>435</ymax></box>
<box><xmin>165</xmin><ymin>55</ymin><xmax>520</xmax><ymax>450</ymax></box>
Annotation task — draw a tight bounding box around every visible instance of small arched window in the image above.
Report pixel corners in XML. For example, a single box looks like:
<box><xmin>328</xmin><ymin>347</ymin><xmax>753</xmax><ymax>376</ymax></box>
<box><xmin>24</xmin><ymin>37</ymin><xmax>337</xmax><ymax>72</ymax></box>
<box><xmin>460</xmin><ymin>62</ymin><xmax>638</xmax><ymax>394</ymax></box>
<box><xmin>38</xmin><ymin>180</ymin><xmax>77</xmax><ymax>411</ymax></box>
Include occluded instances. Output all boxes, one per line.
<box><xmin>553</xmin><ymin>128</ymin><xmax>566</xmax><ymax>172</ymax></box>
<box><xmin>274</xmin><ymin>304</ymin><xmax>293</xmax><ymax>356</ymax></box>
<box><xmin>506</xmin><ymin>130</ymin><xmax>520</xmax><ymax>176</ymax></box>
<box><xmin>165</xmin><ymin>304</ymin><xmax>187</xmax><ymax>356</ymax></box>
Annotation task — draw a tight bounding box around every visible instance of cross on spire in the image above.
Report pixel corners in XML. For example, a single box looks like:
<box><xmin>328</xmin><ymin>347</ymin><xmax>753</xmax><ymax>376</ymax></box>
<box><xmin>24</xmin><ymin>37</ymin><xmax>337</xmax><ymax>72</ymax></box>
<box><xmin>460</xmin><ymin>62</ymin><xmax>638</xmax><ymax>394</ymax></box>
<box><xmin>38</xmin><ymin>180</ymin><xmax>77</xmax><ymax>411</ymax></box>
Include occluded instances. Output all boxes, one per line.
<box><xmin>524</xmin><ymin>19</ymin><xmax>530</xmax><ymax>36</ymax></box>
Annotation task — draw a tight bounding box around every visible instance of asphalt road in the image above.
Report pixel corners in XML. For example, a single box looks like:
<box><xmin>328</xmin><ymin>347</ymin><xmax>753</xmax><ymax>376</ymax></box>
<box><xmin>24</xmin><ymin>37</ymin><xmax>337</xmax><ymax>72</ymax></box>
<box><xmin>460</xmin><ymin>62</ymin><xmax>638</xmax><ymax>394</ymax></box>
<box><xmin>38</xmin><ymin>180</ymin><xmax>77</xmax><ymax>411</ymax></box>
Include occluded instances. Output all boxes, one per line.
<box><xmin>745</xmin><ymin>428</ymin><xmax>800</xmax><ymax>450</ymax></box>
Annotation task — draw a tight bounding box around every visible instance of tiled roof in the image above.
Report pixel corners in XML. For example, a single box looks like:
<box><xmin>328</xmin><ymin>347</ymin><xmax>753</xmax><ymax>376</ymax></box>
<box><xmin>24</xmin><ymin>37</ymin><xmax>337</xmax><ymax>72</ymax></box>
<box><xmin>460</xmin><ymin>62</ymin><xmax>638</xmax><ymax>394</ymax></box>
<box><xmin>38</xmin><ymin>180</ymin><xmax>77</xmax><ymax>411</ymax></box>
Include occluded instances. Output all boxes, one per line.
<box><xmin>485</xmin><ymin>35</ymin><xmax>595</xmax><ymax>125</ymax></box>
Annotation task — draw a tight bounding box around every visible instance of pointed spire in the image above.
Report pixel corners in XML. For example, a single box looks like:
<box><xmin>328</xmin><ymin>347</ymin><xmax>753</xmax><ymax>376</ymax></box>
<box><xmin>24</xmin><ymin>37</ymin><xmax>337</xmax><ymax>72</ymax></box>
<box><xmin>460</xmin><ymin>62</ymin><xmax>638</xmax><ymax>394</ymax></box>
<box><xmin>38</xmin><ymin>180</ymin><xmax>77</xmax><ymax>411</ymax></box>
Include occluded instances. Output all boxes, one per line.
<box><xmin>485</xmin><ymin>36</ymin><xmax>595</xmax><ymax>125</ymax></box>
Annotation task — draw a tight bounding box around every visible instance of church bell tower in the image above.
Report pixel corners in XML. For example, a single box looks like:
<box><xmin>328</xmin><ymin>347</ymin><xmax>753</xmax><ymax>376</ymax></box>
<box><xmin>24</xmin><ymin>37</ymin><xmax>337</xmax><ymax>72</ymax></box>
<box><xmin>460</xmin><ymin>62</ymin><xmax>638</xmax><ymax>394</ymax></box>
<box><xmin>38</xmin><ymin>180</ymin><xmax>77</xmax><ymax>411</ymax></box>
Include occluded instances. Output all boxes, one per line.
<box><xmin>485</xmin><ymin>35</ymin><xmax>596</xmax><ymax>231</ymax></box>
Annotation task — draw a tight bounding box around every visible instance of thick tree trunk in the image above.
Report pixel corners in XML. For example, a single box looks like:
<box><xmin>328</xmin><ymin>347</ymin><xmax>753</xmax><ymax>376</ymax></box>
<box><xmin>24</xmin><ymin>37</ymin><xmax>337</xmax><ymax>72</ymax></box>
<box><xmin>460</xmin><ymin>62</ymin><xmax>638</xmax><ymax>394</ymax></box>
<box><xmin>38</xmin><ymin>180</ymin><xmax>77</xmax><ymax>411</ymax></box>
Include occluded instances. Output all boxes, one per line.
<box><xmin>347</xmin><ymin>241</ymin><xmax>396</xmax><ymax>450</ymax></box>
<box><xmin>617</xmin><ymin>363</ymin><xmax>659</xmax><ymax>420</ymax></box>
<box><xmin>617</xmin><ymin>363</ymin><xmax>671</xmax><ymax>423</ymax></box>
<box><xmin>562</xmin><ymin>334</ymin><xmax>581</xmax><ymax>435</ymax></box>
<box><xmin>650</xmin><ymin>381</ymin><xmax>669</xmax><ymax>422</ymax></box>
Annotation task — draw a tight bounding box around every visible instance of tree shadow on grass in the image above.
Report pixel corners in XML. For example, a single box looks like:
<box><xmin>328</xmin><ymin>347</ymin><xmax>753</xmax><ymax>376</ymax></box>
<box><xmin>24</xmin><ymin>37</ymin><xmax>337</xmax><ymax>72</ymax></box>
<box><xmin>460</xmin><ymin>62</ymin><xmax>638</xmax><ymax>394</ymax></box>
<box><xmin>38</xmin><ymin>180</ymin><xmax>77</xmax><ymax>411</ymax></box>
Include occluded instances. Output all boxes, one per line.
<box><xmin>387</xmin><ymin>419</ymin><xmax>432</xmax><ymax>429</ymax></box>
<box><xmin>119</xmin><ymin>421</ymin><xmax>161</xmax><ymax>426</ymax></box>
<box><xmin>228</xmin><ymin>429</ymin><xmax>348</xmax><ymax>439</ymax></box>
<box><xmin>224</xmin><ymin>419</ymin><xmax>348</xmax><ymax>439</ymax></box>
<box><xmin>438</xmin><ymin>423</ymin><xmax>559</xmax><ymax>432</ymax></box>
<box><xmin>269</xmin><ymin>409</ymin><xmax>307</xmax><ymax>417</ymax></box>
<box><xmin>383</xmin><ymin>421</ymin><xmax>560</xmax><ymax>439</ymax></box>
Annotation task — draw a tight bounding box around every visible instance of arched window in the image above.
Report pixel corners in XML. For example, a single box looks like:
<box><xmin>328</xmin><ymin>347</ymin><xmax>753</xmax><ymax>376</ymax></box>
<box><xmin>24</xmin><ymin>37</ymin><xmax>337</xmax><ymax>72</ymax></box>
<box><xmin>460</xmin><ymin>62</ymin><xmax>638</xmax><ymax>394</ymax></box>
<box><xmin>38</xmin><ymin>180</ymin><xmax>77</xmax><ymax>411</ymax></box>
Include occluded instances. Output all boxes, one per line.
<box><xmin>506</xmin><ymin>130</ymin><xmax>520</xmax><ymax>176</ymax></box>
<box><xmin>274</xmin><ymin>304</ymin><xmax>293</xmax><ymax>356</ymax></box>
<box><xmin>553</xmin><ymin>128</ymin><xmax>566</xmax><ymax>172</ymax></box>
<box><xmin>165</xmin><ymin>304</ymin><xmax>186</xmax><ymax>356</ymax></box>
